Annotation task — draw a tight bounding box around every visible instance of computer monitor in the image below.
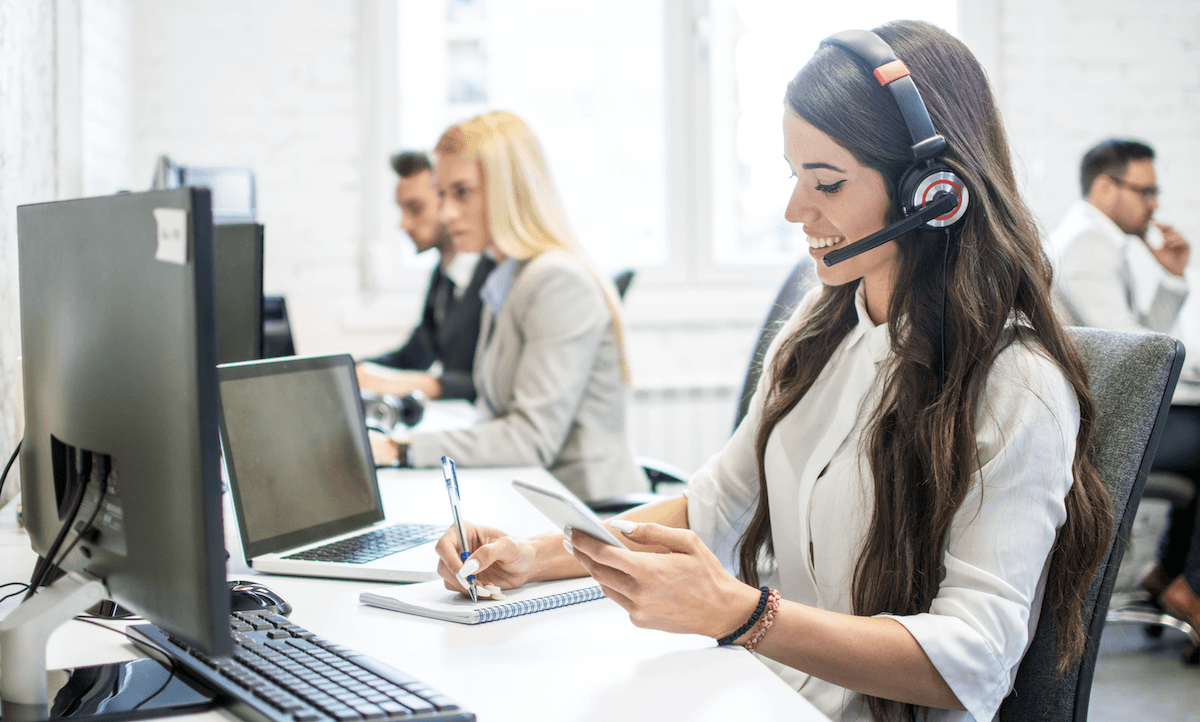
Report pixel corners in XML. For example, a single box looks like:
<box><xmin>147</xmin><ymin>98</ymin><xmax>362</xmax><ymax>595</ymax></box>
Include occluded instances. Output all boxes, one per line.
<box><xmin>262</xmin><ymin>295</ymin><xmax>298</xmax><ymax>358</ymax></box>
<box><xmin>183</xmin><ymin>168</ymin><xmax>256</xmax><ymax>224</ymax></box>
<box><xmin>152</xmin><ymin>155</ymin><xmax>256</xmax><ymax>224</ymax></box>
<box><xmin>214</xmin><ymin>223</ymin><xmax>265</xmax><ymax>363</ymax></box>
<box><xmin>3</xmin><ymin>188</ymin><xmax>231</xmax><ymax>720</ymax></box>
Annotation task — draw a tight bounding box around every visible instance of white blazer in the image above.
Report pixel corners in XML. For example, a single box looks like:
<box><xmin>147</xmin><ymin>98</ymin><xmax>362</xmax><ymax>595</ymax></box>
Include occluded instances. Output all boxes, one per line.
<box><xmin>410</xmin><ymin>251</ymin><xmax>647</xmax><ymax>501</ymax></box>
<box><xmin>1049</xmin><ymin>199</ymin><xmax>1187</xmax><ymax>333</ymax></box>
<box><xmin>686</xmin><ymin>283</ymin><xmax>1079</xmax><ymax>722</ymax></box>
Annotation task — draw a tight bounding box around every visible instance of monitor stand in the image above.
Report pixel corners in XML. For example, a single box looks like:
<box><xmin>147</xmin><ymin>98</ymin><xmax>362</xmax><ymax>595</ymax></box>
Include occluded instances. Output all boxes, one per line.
<box><xmin>37</xmin><ymin>558</ymin><xmax>140</xmax><ymax>620</ymax></box>
<box><xmin>0</xmin><ymin>572</ymin><xmax>216</xmax><ymax>722</ymax></box>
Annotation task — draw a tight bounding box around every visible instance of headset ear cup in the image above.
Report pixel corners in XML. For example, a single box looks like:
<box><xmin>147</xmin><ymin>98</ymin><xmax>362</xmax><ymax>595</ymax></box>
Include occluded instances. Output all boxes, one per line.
<box><xmin>902</xmin><ymin>164</ymin><xmax>969</xmax><ymax>228</ymax></box>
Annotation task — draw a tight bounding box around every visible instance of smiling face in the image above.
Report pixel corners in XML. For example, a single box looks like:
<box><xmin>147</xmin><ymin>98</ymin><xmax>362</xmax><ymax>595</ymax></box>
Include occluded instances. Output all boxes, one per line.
<box><xmin>433</xmin><ymin>151</ymin><xmax>491</xmax><ymax>254</ymax></box>
<box><xmin>783</xmin><ymin>110</ymin><xmax>898</xmax><ymax>324</ymax></box>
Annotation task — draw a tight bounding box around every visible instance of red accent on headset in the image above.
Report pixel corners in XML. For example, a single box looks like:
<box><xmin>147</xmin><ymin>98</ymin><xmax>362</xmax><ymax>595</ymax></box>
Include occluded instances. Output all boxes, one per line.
<box><xmin>923</xmin><ymin>179</ymin><xmax>961</xmax><ymax>221</ymax></box>
<box><xmin>873</xmin><ymin>59</ymin><xmax>911</xmax><ymax>86</ymax></box>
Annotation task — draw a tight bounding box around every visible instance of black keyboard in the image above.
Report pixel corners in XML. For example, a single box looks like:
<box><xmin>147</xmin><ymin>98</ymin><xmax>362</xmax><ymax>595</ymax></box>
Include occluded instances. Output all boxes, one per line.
<box><xmin>129</xmin><ymin>611</ymin><xmax>474</xmax><ymax>722</ymax></box>
<box><xmin>284</xmin><ymin>523</ymin><xmax>444</xmax><ymax>564</ymax></box>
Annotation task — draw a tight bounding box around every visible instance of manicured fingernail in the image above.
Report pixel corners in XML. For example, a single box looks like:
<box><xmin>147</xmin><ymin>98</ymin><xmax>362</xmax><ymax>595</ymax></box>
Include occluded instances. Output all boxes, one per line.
<box><xmin>474</xmin><ymin>585</ymin><xmax>492</xmax><ymax>598</ymax></box>
<box><xmin>609</xmin><ymin>519</ymin><xmax>637</xmax><ymax>534</ymax></box>
<box><xmin>485</xmin><ymin>585</ymin><xmax>504</xmax><ymax>599</ymax></box>
<box><xmin>562</xmin><ymin>538</ymin><xmax>574</xmax><ymax>554</ymax></box>
<box><xmin>562</xmin><ymin>526</ymin><xmax>573</xmax><ymax>540</ymax></box>
<box><xmin>458</xmin><ymin>558</ymin><xmax>480</xmax><ymax>577</ymax></box>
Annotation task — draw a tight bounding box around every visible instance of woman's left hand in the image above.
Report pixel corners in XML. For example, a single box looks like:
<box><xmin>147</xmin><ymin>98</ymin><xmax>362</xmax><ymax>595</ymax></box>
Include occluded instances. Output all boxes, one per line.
<box><xmin>566</xmin><ymin>521</ymin><xmax>762</xmax><ymax>640</ymax></box>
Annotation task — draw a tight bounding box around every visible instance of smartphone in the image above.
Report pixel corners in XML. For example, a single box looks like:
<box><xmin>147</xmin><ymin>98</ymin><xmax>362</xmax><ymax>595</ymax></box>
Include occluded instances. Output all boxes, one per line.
<box><xmin>511</xmin><ymin>478</ymin><xmax>625</xmax><ymax>548</ymax></box>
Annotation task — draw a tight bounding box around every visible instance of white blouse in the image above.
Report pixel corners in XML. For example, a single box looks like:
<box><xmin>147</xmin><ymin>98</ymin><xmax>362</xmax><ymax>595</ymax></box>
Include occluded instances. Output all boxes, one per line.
<box><xmin>686</xmin><ymin>282</ymin><xmax>1078</xmax><ymax>722</ymax></box>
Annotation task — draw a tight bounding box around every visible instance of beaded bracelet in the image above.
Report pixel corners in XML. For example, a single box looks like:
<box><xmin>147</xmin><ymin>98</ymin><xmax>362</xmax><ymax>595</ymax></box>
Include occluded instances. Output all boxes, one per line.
<box><xmin>716</xmin><ymin>586</ymin><xmax>771</xmax><ymax>646</ymax></box>
<box><xmin>743</xmin><ymin>588</ymin><xmax>781</xmax><ymax>652</ymax></box>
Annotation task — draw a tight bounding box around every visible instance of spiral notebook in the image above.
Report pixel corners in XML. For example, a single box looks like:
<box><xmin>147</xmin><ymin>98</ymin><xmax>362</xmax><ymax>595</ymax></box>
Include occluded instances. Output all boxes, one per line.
<box><xmin>359</xmin><ymin>577</ymin><xmax>605</xmax><ymax>624</ymax></box>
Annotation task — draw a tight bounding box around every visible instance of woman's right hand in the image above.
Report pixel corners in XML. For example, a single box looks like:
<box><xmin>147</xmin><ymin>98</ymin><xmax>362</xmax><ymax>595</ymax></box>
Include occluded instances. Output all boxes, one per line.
<box><xmin>435</xmin><ymin>522</ymin><xmax>538</xmax><ymax>598</ymax></box>
<box><xmin>366</xmin><ymin>430</ymin><xmax>405</xmax><ymax>467</ymax></box>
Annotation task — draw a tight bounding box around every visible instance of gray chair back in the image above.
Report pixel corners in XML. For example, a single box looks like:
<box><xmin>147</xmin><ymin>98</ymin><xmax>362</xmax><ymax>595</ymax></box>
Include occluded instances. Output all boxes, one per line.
<box><xmin>734</xmin><ymin>256</ymin><xmax>817</xmax><ymax>431</ymax></box>
<box><xmin>999</xmin><ymin>328</ymin><xmax>1182</xmax><ymax>721</ymax></box>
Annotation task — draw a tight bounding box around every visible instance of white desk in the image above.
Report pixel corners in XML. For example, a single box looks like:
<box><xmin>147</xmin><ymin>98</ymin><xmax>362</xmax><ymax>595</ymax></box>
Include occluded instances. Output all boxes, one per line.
<box><xmin>0</xmin><ymin>466</ymin><xmax>830</xmax><ymax>722</ymax></box>
<box><xmin>409</xmin><ymin>400</ymin><xmax>478</xmax><ymax>435</ymax></box>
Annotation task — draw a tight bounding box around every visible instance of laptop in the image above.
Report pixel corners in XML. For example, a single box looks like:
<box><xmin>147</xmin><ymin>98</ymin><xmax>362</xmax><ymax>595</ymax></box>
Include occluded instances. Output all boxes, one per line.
<box><xmin>217</xmin><ymin>353</ymin><xmax>443</xmax><ymax>582</ymax></box>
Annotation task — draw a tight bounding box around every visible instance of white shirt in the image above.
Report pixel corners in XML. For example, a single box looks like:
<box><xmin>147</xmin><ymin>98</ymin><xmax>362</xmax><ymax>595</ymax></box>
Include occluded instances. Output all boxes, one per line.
<box><xmin>686</xmin><ymin>283</ymin><xmax>1079</xmax><ymax>722</ymax></box>
<box><xmin>442</xmin><ymin>251</ymin><xmax>483</xmax><ymax>300</ymax></box>
<box><xmin>1048</xmin><ymin>200</ymin><xmax>1187</xmax><ymax>333</ymax></box>
<box><xmin>479</xmin><ymin>257</ymin><xmax>518</xmax><ymax>314</ymax></box>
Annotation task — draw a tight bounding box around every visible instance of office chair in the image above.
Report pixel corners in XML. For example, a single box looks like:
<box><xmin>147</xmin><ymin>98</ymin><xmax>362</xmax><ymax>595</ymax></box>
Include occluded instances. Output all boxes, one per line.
<box><xmin>262</xmin><ymin>295</ymin><xmax>297</xmax><ymax>358</ymax></box>
<box><xmin>998</xmin><ymin>327</ymin><xmax>1182</xmax><ymax>722</ymax></box>
<box><xmin>733</xmin><ymin>256</ymin><xmax>819</xmax><ymax>432</ymax></box>
<box><xmin>1104</xmin><ymin>470</ymin><xmax>1200</xmax><ymax>661</ymax></box>
<box><xmin>613</xmin><ymin>269</ymin><xmax>636</xmax><ymax>300</ymax></box>
<box><xmin>587</xmin><ymin>257</ymin><xmax>817</xmax><ymax>514</ymax></box>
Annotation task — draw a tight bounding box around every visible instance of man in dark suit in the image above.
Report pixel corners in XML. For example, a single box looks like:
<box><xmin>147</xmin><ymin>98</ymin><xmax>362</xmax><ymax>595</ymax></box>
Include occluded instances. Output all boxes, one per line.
<box><xmin>356</xmin><ymin>151</ymin><xmax>495</xmax><ymax>401</ymax></box>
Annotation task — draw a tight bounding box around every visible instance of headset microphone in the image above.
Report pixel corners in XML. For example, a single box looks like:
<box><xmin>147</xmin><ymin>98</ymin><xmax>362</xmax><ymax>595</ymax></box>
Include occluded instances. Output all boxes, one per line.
<box><xmin>817</xmin><ymin>30</ymin><xmax>970</xmax><ymax>269</ymax></box>
<box><xmin>823</xmin><ymin>191</ymin><xmax>957</xmax><ymax>266</ymax></box>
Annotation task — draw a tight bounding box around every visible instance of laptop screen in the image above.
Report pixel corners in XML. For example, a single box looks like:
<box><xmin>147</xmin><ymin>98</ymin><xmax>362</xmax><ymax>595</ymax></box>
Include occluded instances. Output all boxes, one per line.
<box><xmin>217</xmin><ymin>354</ymin><xmax>386</xmax><ymax>558</ymax></box>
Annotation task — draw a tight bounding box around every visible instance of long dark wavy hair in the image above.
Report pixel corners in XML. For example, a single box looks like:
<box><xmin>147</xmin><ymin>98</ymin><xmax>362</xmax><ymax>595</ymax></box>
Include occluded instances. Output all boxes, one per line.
<box><xmin>735</xmin><ymin>20</ymin><xmax>1113</xmax><ymax>721</ymax></box>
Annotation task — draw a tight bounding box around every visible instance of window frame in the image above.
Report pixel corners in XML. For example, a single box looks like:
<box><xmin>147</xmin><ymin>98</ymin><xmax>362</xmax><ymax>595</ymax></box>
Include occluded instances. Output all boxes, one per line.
<box><xmin>361</xmin><ymin>0</ymin><xmax>976</xmax><ymax>307</ymax></box>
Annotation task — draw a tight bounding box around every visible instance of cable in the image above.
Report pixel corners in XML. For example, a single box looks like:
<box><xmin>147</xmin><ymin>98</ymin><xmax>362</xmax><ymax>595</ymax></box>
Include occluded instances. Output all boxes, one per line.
<box><xmin>77</xmin><ymin>612</ymin><xmax>144</xmax><ymax>621</ymax></box>
<box><xmin>48</xmin><ymin>455</ymin><xmax>110</xmax><ymax>583</ymax></box>
<box><xmin>940</xmin><ymin>227</ymin><xmax>950</xmax><ymax>386</ymax></box>
<box><xmin>73</xmin><ymin>617</ymin><xmax>180</xmax><ymax>711</ymax></box>
<box><xmin>25</xmin><ymin>451</ymin><xmax>91</xmax><ymax>601</ymax></box>
<box><xmin>0</xmin><ymin>438</ymin><xmax>21</xmax><ymax>501</ymax></box>
<box><xmin>0</xmin><ymin>582</ymin><xmax>31</xmax><ymax>605</ymax></box>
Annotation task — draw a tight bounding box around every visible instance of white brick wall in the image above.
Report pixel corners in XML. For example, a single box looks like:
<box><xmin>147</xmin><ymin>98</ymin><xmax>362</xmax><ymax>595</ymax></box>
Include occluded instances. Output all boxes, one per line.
<box><xmin>129</xmin><ymin>0</ymin><xmax>406</xmax><ymax>358</ymax></box>
<box><xmin>987</xmin><ymin>0</ymin><xmax>1200</xmax><ymax>242</ymax></box>
<box><xmin>0</xmin><ymin>0</ymin><xmax>57</xmax><ymax>506</ymax></box>
<box><xmin>80</xmin><ymin>0</ymin><xmax>134</xmax><ymax>196</ymax></box>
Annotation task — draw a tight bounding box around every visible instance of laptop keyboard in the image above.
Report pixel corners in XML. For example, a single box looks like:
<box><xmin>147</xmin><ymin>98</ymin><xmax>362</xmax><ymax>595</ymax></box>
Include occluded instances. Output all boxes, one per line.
<box><xmin>284</xmin><ymin>523</ymin><xmax>444</xmax><ymax>564</ymax></box>
<box><xmin>129</xmin><ymin>611</ymin><xmax>474</xmax><ymax>722</ymax></box>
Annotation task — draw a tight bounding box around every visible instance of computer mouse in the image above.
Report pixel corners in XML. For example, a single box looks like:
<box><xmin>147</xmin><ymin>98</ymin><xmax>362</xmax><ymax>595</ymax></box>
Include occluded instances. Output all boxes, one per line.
<box><xmin>228</xmin><ymin>579</ymin><xmax>293</xmax><ymax>616</ymax></box>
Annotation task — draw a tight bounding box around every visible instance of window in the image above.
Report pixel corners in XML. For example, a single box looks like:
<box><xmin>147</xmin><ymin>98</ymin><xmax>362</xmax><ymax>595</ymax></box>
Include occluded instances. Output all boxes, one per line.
<box><xmin>389</xmin><ymin>0</ymin><xmax>957</xmax><ymax>284</ymax></box>
<box><xmin>707</xmin><ymin>0</ymin><xmax>958</xmax><ymax>267</ymax></box>
<box><xmin>396</xmin><ymin>0</ymin><xmax>669</xmax><ymax>274</ymax></box>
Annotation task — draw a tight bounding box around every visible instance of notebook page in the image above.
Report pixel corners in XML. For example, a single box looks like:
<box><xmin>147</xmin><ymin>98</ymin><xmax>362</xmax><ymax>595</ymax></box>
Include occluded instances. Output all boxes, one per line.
<box><xmin>360</xmin><ymin>576</ymin><xmax>604</xmax><ymax>623</ymax></box>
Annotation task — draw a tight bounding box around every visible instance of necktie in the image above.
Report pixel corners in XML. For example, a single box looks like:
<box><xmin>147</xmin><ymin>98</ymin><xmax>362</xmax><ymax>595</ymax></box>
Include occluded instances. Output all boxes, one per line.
<box><xmin>433</xmin><ymin>272</ymin><xmax>455</xmax><ymax>327</ymax></box>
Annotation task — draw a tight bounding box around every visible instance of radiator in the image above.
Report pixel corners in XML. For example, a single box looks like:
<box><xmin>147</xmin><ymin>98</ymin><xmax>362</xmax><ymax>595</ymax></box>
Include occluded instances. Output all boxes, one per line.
<box><xmin>628</xmin><ymin>384</ymin><xmax>740</xmax><ymax>477</ymax></box>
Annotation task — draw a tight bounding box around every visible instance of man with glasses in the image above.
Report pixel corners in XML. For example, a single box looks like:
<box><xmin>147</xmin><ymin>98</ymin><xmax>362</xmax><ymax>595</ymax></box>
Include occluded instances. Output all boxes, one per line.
<box><xmin>1051</xmin><ymin>138</ymin><xmax>1200</xmax><ymax>645</ymax></box>
<box><xmin>1050</xmin><ymin>138</ymin><xmax>1189</xmax><ymax>331</ymax></box>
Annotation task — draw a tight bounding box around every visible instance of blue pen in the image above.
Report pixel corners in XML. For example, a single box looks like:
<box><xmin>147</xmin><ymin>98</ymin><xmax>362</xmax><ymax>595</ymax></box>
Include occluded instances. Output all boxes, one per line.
<box><xmin>441</xmin><ymin>456</ymin><xmax>478</xmax><ymax>604</ymax></box>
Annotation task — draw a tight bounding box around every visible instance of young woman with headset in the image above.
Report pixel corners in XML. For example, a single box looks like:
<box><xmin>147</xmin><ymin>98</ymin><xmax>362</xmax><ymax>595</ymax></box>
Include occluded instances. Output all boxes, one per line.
<box><xmin>434</xmin><ymin>21</ymin><xmax>1113</xmax><ymax>721</ymax></box>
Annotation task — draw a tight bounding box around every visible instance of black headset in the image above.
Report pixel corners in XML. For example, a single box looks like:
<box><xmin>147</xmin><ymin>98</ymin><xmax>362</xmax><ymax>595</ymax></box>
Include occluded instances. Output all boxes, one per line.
<box><xmin>818</xmin><ymin>29</ymin><xmax>970</xmax><ymax>266</ymax></box>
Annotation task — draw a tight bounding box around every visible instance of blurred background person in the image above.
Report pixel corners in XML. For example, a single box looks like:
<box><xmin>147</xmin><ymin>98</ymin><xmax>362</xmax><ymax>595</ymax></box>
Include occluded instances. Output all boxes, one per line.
<box><xmin>357</xmin><ymin>150</ymin><xmax>496</xmax><ymax>401</ymax></box>
<box><xmin>1049</xmin><ymin>137</ymin><xmax>1200</xmax><ymax>634</ymax></box>
<box><xmin>371</xmin><ymin>111</ymin><xmax>648</xmax><ymax>503</ymax></box>
<box><xmin>1050</xmin><ymin>139</ymin><xmax>1189</xmax><ymax>333</ymax></box>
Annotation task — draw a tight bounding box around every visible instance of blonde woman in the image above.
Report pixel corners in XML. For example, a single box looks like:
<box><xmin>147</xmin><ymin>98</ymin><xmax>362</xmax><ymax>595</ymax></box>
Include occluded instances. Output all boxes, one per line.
<box><xmin>374</xmin><ymin>111</ymin><xmax>647</xmax><ymax>504</ymax></box>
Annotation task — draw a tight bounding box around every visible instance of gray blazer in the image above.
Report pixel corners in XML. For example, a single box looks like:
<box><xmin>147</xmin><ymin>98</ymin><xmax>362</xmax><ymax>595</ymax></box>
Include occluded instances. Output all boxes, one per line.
<box><xmin>409</xmin><ymin>251</ymin><xmax>648</xmax><ymax>501</ymax></box>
